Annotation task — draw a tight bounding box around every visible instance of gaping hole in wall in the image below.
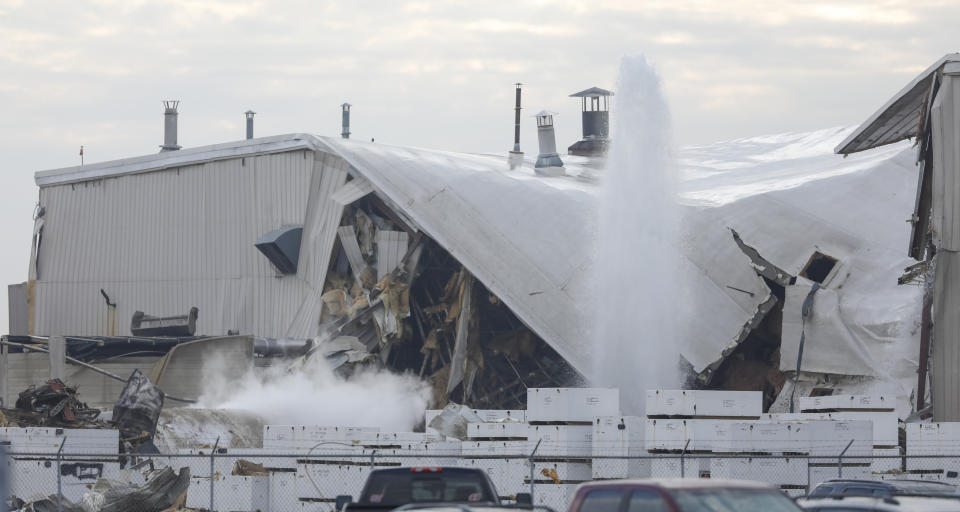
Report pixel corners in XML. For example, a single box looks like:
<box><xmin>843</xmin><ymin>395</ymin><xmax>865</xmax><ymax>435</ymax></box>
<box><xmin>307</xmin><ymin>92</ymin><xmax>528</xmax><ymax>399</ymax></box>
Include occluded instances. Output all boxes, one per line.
<box><xmin>800</xmin><ymin>251</ymin><xmax>838</xmax><ymax>284</ymax></box>
<box><xmin>315</xmin><ymin>199</ymin><xmax>581</xmax><ymax>410</ymax></box>
<box><xmin>706</xmin><ymin>276</ymin><xmax>786</xmax><ymax>411</ymax></box>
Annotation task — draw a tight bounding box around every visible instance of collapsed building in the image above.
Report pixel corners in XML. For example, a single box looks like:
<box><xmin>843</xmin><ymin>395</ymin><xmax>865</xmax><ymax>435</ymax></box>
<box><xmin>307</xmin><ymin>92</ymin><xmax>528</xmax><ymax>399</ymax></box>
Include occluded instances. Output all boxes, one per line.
<box><xmin>0</xmin><ymin>68</ymin><xmax>939</xmax><ymax>424</ymax></box>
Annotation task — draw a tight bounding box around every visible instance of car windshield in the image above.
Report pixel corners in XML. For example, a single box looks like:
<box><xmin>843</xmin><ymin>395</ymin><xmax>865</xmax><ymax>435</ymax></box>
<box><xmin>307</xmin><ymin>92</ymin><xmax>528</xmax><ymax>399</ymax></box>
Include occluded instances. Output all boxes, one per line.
<box><xmin>670</xmin><ymin>488</ymin><xmax>801</xmax><ymax>512</ymax></box>
<box><xmin>361</xmin><ymin>472</ymin><xmax>495</xmax><ymax>505</ymax></box>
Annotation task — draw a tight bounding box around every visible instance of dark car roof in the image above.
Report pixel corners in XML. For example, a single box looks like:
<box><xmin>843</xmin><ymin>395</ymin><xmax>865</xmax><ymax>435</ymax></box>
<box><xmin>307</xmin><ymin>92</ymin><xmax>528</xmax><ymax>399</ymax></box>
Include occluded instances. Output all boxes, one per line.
<box><xmin>576</xmin><ymin>478</ymin><xmax>775</xmax><ymax>491</ymax></box>
<box><xmin>812</xmin><ymin>479</ymin><xmax>958</xmax><ymax>496</ymax></box>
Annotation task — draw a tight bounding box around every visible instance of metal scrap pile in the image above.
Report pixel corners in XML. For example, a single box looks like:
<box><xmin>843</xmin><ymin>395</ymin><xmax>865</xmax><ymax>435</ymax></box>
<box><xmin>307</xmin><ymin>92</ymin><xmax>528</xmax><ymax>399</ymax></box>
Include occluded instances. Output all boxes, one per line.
<box><xmin>11</xmin><ymin>379</ymin><xmax>100</xmax><ymax>426</ymax></box>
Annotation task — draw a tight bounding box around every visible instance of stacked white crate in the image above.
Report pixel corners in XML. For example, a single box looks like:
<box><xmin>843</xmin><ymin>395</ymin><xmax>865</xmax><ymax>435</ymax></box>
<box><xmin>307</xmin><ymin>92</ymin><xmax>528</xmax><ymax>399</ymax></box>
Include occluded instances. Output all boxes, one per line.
<box><xmin>906</xmin><ymin>422</ymin><xmax>960</xmax><ymax>479</ymax></box>
<box><xmin>463</xmin><ymin>410</ymin><xmax>531</xmax><ymax>497</ymax></box>
<box><xmin>592</xmin><ymin>416</ymin><xmax>649</xmax><ymax>479</ymax></box>
<box><xmin>186</xmin><ymin>474</ymin><xmax>270</xmax><ymax>511</ymax></box>
<box><xmin>0</xmin><ymin>427</ymin><xmax>124</xmax><ymax>504</ymax></box>
<box><xmin>645</xmin><ymin>390</ymin><xmax>762</xmax><ymax>479</ymax></box>
<box><xmin>797</xmin><ymin>394</ymin><xmax>900</xmax><ymax>474</ymax></box>
<box><xmin>526</xmin><ymin>388</ymin><xmax>617</xmax><ymax>502</ymax></box>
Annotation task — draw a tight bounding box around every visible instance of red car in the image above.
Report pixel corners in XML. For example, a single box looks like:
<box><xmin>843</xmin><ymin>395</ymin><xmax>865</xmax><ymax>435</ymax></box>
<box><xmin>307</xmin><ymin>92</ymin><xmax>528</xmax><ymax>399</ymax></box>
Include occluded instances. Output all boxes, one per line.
<box><xmin>566</xmin><ymin>479</ymin><xmax>803</xmax><ymax>512</ymax></box>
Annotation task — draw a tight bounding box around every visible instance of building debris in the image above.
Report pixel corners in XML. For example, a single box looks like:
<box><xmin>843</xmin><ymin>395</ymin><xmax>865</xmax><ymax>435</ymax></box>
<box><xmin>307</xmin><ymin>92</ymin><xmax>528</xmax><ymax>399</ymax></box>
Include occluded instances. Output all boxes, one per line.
<box><xmin>130</xmin><ymin>307</ymin><xmax>199</xmax><ymax>337</ymax></box>
<box><xmin>112</xmin><ymin>369</ymin><xmax>164</xmax><ymax>451</ymax></box>
<box><xmin>13</xmin><ymin>379</ymin><xmax>99</xmax><ymax>426</ymax></box>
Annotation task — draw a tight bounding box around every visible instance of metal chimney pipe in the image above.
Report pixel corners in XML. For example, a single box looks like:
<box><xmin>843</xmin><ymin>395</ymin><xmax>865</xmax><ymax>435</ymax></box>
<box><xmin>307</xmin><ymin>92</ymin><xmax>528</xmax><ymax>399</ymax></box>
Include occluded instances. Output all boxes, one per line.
<box><xmin>534</xmin><ymin>111</ymin><xmax>564</xmax><ymax>176</ymax></box>
<box><xmin>160</xmin><ymin>100</ymin><xmax>181</xmax><ymax>152</ymax></box>
<box><xmin>513</xmin><ymin>83</ymin><xmax>522</xmax><ymax>151</ymax></box>
<box><xmin>341</xmin><ymin>103</ymin><xmax>351</xmax><ymax>139</ymax></box>
<box><xmin>245</xmin><ymin>110</ymin><xmax>256</xmax><ymax>140</ymax></box>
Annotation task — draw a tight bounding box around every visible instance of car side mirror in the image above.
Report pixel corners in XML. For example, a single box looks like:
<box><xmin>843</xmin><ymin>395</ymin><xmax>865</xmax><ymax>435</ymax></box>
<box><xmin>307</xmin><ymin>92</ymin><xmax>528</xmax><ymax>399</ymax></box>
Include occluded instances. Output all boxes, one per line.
<box><xmin>516</xmin><ymin>493</ymin><xmax>532</xmax><ymax>506</ymax></box>
<box><xmin>335</xmin><ymin>495</ymin><xmax>354</xmax><ymax>511</ymax></box>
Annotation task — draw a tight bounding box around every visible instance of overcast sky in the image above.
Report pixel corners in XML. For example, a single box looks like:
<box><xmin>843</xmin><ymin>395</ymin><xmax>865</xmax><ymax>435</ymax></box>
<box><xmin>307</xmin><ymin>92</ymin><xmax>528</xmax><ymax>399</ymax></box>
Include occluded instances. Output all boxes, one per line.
<box><xmin>0</xmin><ymin>0</ymin><xmax>956</xmax><ymax>333</ymax></box>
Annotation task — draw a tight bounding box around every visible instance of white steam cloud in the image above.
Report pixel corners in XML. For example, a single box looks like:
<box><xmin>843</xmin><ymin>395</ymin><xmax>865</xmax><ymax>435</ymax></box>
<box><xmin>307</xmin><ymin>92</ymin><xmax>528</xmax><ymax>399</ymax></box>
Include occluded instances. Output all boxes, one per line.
<box><xmin>197</xmin><ymin>354</ymin><xmax>432</xmax><ymax>431</ymax></box>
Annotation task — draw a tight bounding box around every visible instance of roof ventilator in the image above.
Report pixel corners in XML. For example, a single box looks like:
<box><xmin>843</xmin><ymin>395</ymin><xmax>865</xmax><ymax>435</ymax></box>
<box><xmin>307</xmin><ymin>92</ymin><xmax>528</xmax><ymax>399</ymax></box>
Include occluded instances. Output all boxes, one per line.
<box><xmin>799</xmin><ymin>251</ymin><xmax>838</xmax><ymax>284</ymax></box>
<box><xmin>255</xmin><ymin>226</ymin><xmax>304</xmax><ymax>274</ymax></box>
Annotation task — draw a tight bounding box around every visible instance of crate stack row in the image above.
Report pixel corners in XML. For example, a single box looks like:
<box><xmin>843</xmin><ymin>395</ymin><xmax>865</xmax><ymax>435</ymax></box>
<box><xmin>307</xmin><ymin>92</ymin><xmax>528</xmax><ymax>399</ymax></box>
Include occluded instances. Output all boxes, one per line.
<box><xmin>644</xmin><ymin>390</ymin><xmax>879</xmax><ymax>495</ymax></box>
<box><xmin>185</xmin><ymin>425</ymin><xmax>463</xmax><ymax>511</ymax></box>
<box><xmin>905</xmin><ymin>422</ymin><xmax>960</xmax><ymax>484</ymax></box>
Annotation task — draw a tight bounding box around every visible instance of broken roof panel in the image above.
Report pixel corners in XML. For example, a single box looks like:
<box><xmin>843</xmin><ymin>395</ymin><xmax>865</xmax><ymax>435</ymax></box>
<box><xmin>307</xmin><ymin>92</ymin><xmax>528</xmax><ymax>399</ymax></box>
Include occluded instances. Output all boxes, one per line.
<box><xmin>835</xmin><ymin>53</ymin><xmax>960</xmax><ymax>155</ymax></box>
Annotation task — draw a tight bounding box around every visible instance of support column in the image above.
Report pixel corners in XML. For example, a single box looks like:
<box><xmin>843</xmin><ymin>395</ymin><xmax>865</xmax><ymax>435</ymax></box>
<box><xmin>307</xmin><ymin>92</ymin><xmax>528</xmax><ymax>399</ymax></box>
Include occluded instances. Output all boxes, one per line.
<box><xmin>48</xmin><ymin>335</ymin><xmax>66</xmax><ymax>381</ymax></box>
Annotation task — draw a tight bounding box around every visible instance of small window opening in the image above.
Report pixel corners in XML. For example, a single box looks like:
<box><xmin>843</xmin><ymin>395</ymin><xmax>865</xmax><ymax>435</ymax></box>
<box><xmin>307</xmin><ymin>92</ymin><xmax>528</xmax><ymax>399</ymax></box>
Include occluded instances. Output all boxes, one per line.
<box><xmin>800</xmin><ymin>251</ymin><xmax>838</xmax><ymax>283</ymax></box>
<box><xmin>809</xmin><ymin>388</ymin><xmax>834</xmax><ymax>397</ymax></box>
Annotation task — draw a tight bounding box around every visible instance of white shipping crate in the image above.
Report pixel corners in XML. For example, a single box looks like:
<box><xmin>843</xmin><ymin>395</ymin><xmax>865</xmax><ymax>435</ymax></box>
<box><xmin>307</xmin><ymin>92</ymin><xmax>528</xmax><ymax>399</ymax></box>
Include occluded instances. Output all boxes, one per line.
<box><xmin>270</xmin><ymin>471</ymin><xmax>299</xmax><ymax>511</ymax></box>
<box><xmin>798</xmin><ymin>395</ymin><xmax>894</xmax><ymax>412</ymax></box>
<box><xmin>650</xmin><ymin>457</ymin><xmax>699</xmax><ymax>478</ymax></box>
<box><xmin>798</xmin><ymin>420</ymin><xmax>873</xmax><ymax>457</ymax></box>
<box><xmin>828</xmin><ymin>411</ymin><xmax>899</xmax><ymax>447</ymax></box>
<box><xmin>8</xmin><ymin>459</ymin><xmax>125</xmax><ymax>504</ymax></box>
<box><xmin>461</xmin><ymin>440</ymin><xmax>530</xmax><ymax>456</ymax></box>
<box><xmin>174</xmin><ymin>448</ymin><xmax>237</xmax><ymax>477</ymax></box>
<box><xmin>709</xmin><ymin>457</ymin><xmax>807</xmax><ymax>486</ymax></box>
<box><xmin>646</xmin><ymin>390</ymin><xmax>761</xmax><ymax>418</ymax></box>
<box><xmin>530</xmin><ymin>461</ymin><xmax>592</xmax><ymax>482</ymax></box>
<box><xmin>644</xmin><ymin>419</ymin><xmax>692</xmax><ymax>452</ymax></box>
<box><xmin>296</xmin><ymin>463</ymin><xmax>370</xmax><ymax>500</ymax></box>
<box><xmin>593</xmin><ymin>416</ymin><xmax>644</xmax><ymax>456</ymax></box>
<box><xmin>906</xmin><ymin>422</ymin><xmax>960</xmax><ymax>455</ymax></box>
<box><xmin>591</xmin><ymin>458</ymin><xmax>652</xmax><ymax>480</ymax></box>
<box><xmin>808</xmin><ymin>465</ymin><xmax>870</xmax><ymax>487</ymax></box>
<box><xmin>0</xmin><ymin>427</ymin><xmax>119</xmax><ymax>455</ymax></box>
<box><xmin>468</xmin><ymin>422</ymin><xmax>530</xmax><ymax>439</ymax></box>
<box><xmin>186</xmin><ymin>475</ymin><xmax>270</xmax><ymax>512</ymax></box>
<box><xmin>529</xmin><ymin>425</ymin><xmax>593</xmax><ymax>458</ymax></box>
<box><xmin>462</xmin><ymin>458</ymin><xmax>529</xmax><ymax>495</ymax></box>
<box><xmin>471</xmin><ymin>410</ymin><xmax>527</xmax><ymax>422</ymax></box>
<box><xmin>527</xmin><ymin>388</ymin><xmax>619</xmax><ymax>423</ymax></box>
<box><xmin>263</xmin><ymin>425</ymin><xmax>296</xmax><ymax>450</ymax></box>
<box><xmin>713</xmin><ymin>422</ymin><xmax>800</xmax><ymax>454</ymax></box>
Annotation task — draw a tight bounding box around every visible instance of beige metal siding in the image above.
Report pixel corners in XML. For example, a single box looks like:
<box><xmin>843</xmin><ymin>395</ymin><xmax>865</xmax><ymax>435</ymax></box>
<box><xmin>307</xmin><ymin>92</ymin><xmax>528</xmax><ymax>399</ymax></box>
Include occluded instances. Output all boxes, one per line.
<box><xmin>33</xmin><ymin>149</ymin><xmax>349</xmax><ymax>338</ymax></box>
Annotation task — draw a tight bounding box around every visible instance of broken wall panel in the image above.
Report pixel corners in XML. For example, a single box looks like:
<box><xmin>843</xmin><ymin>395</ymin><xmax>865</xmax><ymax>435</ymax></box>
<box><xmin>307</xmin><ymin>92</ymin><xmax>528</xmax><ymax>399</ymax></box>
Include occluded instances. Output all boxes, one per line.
<box><xmin>376</xmin><ymin>230</ymin><xmax>409</xmax><ymax>280</ymax></box>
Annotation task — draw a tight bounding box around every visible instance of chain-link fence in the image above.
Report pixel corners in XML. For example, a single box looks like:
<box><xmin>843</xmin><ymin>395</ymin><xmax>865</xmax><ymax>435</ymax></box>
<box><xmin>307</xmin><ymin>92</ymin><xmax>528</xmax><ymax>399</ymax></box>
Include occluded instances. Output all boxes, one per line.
<box><xmin>4</xmin><ymin>448</ymin><xmax>960</xmax><ymax>511</ymax></box>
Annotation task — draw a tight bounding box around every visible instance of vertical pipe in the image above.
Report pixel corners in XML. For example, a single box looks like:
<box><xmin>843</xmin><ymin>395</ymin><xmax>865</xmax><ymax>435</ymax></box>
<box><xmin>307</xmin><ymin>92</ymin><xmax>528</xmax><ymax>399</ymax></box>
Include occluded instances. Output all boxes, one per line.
<box><xmin>211</xmin><ymin>436</ymin><xmax>220</xmax><ymax>512</ymax></box>
<box><xmin>56</xmin><ymin>437</ymin><xmax>65</xmax><ymax>512</ymax></box>
<box><xmin>245</xmin><ymin>111</ymin><xmax>256</xmax><ymax>140</ymax></box>
<box><xmin>341</xmin><ymin>103</ymin><xmax>351</xmax><ymax>139</ymax></box>
<box><xmin>917</xmin><ymin>271</ymin><xmax>933</xmax><ymax>410</ymax></box>
<box><xmin>160</xmin><ymin>101</ymin><xmax>181</xmax><ymax>152</ymax></box>
<box><xmin>513</xmin><ymin>83</ymin><xmax>522</xmax><ymax>152</ymax></box>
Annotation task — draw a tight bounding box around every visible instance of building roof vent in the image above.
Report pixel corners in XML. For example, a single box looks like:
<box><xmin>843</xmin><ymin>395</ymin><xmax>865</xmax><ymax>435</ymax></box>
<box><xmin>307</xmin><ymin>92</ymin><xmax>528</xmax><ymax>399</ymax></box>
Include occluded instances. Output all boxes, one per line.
<box><xmin>245</xmin><ymin>110</ymin><xmax>256</xmax><ymax>140</ymax></box>
<box><xmin>160</xmin><ymin>100</ymin><xmax>181</xmax><ymax>152</ymax></box>
<box><xmin>568</xmin><ymin>87</ymin><xmax>613</xmax><ymax>156</ymax></box>
<box><xmin>255</xmin><ymin>226</ymin><xmax>303</xmax><ymax>274</ymax></box>
<box><xmin>534</xmin><ymin>111</ymin><xmax>565</xmax><ymax>176</ymax></box>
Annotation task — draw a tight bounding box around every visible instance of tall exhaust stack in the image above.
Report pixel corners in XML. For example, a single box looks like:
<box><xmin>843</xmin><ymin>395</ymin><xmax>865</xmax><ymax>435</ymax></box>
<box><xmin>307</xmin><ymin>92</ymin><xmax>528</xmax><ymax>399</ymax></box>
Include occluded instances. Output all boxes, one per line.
<box><xmin>341</xmin><ymin>103</ymin><xmax>351</xmax><ymax>139</ymax></box>
<box><xmin>534</xmin><ymin>111</ymin><xmax>564</xmax><ymax>176</ymax></box>
<box><xmin>245</xmin><ymin>110</ymin><xmax>256</xmax><ymax>140</ymax></box>
<box><xmin>508</xmin><ymin>83</ymin><xmax>524</xmax><ymax>169</ymax></box>
<box><xmin>160</xmin><ymin>100</ymin><xmax>181</xmax><ymax>152</ymax></box>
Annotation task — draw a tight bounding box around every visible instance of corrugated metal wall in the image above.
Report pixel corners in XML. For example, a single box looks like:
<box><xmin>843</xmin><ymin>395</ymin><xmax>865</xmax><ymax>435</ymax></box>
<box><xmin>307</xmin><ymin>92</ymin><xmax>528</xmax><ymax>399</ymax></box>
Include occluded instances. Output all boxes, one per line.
<box><xmin>932</xmin><ymin>71</ymin><xmax>960</xmax><ymax>421</ymax></box>
<box><xmin>33</xmin><ymin>149</ymin><xmax>350</xmax><ymax>338</ymax></box>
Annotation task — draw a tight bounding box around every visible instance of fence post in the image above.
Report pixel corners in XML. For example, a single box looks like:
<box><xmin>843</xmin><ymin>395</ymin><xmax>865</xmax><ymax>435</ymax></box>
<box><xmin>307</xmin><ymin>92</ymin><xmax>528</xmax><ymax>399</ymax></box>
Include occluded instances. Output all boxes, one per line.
<box><xmin>806</xmin><ymin>455</ymin><xmax>811</xmax><ymax>495</ymax></box>
<box><xmin>529</xmin><ymin>439</ymin><xmax>542</xmax><ymax>503</ymax></box>
<box><xmin>837</xmin><ymin>439</ymin><xmax>854</xmax><ymax>479</ymax></box>
<box><xmin>0</xmin><ymin>443</ymin><xmax>7</xmax><ymax>512</ymax></box>
<box><xmin>370</xmin><ymin>450</ymin><xmax>376</xmax><ymax>471</ymax></box>
<box><xmin>56</xmin><ymin>437</ymin><xmax>65</xmax><ymax>512</ymax></box>
<box><xmin>680</xmin><ymin>440</ymin><xmax>690</xmax><ymax>478</ymax></box>
<box><xmin>210</xmin><ymin>436</ymin><xmax>220</xmax><ymax>512</ymax></box>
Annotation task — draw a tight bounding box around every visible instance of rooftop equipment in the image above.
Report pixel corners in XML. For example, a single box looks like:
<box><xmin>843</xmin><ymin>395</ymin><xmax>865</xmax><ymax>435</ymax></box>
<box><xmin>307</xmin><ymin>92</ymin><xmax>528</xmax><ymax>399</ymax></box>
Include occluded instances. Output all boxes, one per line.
<box><xmin>245</xmin><ymin>110</ymin><xmax>256</xmax><ymax>140</ymax></box>
<box><xmin>534</xmin><ymin>111</ymin><xmax>565</xmax><ymax>176</ymax></box>
<box><xmin>568</xmin><ymin>87</ymin><xmax>613</xmax><ymax>156</ymax></box>
<box><xmin>508</xmin><ymin>83</ymin><xmax>524</xmax><ymax>169</ymax></box>
<box><xmin>341</xmin><ymin>103</ymin><xmax>351</xmax><ymax>139</ymax></box>
<box><xmin>255</xmin><ymin>226</ymin><xmax>304</xmax><ymax>274</ymax></box>
<box><xmin>159</xmin><ymin>100</ymin><xmax>181</xmax><ymax>152</ymax></box>
<box><xmin>130</xmin><ymin>307</ymin><xmax>199</xmax><ymax>337</ymax></box>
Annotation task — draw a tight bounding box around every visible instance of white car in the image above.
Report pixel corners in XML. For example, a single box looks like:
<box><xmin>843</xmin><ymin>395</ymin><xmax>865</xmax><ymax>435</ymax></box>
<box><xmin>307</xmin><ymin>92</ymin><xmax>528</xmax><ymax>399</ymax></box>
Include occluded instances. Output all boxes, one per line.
<box><xmin>797</xmin><ymin>495</ymin><xmax>960</xmax><ymax>511</ymax></box>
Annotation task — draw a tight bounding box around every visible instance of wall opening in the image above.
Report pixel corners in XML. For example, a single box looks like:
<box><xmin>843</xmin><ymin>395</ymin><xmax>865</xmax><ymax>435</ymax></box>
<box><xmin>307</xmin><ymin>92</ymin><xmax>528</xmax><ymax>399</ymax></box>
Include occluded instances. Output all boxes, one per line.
<box><xmin>800</xmin><ymin>251</ymin><xmax>838</xmax><ymax>284</ymax></box>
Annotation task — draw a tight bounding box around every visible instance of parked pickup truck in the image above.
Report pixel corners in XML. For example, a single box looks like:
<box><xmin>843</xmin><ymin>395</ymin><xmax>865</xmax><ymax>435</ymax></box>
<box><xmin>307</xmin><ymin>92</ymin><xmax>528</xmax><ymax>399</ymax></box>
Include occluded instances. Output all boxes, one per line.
<box><xmin>338</xmin><ymin>467</ymin><xmax>528</xmax><ymax>512</ymax></box>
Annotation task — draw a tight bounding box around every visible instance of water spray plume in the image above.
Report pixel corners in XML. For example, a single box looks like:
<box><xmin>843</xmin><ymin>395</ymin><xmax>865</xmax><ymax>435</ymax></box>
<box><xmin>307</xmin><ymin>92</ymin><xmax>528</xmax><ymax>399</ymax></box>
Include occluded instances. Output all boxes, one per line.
<box><xmin>594</xmin><ymin>55</ymin><xmax>683</xmax><ymax>414</ymax></box>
